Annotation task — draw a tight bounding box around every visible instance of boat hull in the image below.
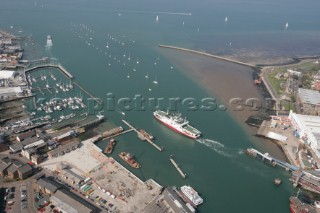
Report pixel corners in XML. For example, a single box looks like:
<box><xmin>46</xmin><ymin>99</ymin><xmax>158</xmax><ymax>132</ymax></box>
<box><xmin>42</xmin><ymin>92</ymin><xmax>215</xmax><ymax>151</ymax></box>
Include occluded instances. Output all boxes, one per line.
<box><xmin>154</xmin><ymin>115</ymin><xmax>199</xmax><ymax>139</ymax></box>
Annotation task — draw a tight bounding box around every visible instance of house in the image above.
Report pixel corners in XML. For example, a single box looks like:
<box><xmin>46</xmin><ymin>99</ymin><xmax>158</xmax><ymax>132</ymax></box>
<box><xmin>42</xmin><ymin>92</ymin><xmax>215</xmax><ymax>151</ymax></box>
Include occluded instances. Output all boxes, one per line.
<box><xmin>17</xmin><ymin>164</ymin><xmax>33</xmax><ymax>179</ymax></box>
<box><xmin>0</xmin><ymin>157</ymin><xmax>12</xmax><ymax>176</ymax></box>
<box><xmin>0</xmin><ymin>158</ymin><xmax>32</xmax><ymax>179</ymax></box>
<box><xmin>31</xmin><ymin>155</ymin><xmax>44</xmax><ymax>165</ymax></box>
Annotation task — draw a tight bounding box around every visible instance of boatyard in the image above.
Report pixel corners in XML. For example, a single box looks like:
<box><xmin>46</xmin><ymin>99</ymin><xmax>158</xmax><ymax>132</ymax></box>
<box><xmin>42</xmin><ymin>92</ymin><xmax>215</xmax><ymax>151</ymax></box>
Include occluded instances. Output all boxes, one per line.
<box><xmin>40</xmin><ymin>138</ymin><xmax>162</xmax><ymax>212</ymax></box>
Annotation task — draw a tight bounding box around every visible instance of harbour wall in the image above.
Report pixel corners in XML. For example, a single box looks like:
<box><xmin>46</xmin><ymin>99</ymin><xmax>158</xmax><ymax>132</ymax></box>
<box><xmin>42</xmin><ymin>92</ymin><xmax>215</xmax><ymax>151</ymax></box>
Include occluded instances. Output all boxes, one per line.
<box><xmin>158</xmin><ymin>44</ymin><xmax>257</xmax><ymax>69</ymax></box>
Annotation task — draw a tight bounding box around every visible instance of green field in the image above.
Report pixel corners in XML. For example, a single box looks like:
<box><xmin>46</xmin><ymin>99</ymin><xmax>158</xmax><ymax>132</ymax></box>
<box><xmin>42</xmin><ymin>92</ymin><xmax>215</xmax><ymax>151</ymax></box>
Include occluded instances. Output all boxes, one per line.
<box><xmin>266</xmin><ymin>67</ymin><xmax>287</xmax><ymax>96</ymax></box>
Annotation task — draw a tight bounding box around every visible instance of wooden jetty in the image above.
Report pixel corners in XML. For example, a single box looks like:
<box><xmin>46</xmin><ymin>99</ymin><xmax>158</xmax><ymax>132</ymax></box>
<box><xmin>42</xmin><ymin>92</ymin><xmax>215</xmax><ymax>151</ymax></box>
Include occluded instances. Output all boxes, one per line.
<box><xmin>37</xmin><ymin>87</ymin><xmax>44</xmax><ymax>95</ymax></box>
<box><xmin>169</xmin><ymin>156</ymin><xmax>186</xmax><ymax>179</ymax></box>
<box><xmin>122</xmin><ymin>119</ymin><xmax>163</xmax><ymax>152</ymax></box>
<box><xmin>46</xmin><ymin>88</ymin><xmax>52</xmax><ymax>94</ymax></box>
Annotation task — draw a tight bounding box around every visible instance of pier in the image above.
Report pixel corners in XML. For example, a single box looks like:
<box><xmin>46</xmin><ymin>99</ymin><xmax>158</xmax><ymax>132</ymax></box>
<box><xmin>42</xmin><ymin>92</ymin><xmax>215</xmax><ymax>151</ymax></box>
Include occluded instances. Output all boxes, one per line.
<box><xmin>46</xmin><ymin>88</ymin><xmax>52</xmax><ymax>94</ymax></box>
<box><xmin>158</xmin><ymin>44</ymin><xmax>257</xmax><ymax>68</ymax></box>
<box><xmin>169</xmin><ymin>156</ymin><xmax>186</xmax><ymax>179</ymax></box>
<box><xmin>91</xmin><ymin>126</ymin><xmax>133</xmax><ymax>143</ymax></box>
<box><xmin>78</xmin><ymin>117</ymin><xmax>105</xmax><ymax>129</ymax></box>
<box><xmin>101</xmin><ymin>129</ymin><xmax>134</xmax><ymax>140</ymax></box>
<box><xmin>36</xmin><ymin>87</ymin><xmax>44</xmax><ymax>96</ymax></box>
<box><xmin>246</xmin><ymin>148</ymin><xmax>298</xmax><ymax>172</ymax></box>
<box><xmin>73</xmin><ymin>82</ymin><xmax>103</xmax><ymax>105</ymax></box>
<box><xmin>122</xmin><ymin>120</ymin><xmax>163</xmax><ymax>152</ymax></box>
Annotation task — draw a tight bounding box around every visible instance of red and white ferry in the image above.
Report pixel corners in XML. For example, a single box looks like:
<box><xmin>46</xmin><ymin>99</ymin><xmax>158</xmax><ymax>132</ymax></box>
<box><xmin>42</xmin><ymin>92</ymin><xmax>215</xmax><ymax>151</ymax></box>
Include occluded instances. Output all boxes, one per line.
<box><xmin>153</xmin><ymin>110</ymin><xmax>201</xmax><ymax>139</ymax></box>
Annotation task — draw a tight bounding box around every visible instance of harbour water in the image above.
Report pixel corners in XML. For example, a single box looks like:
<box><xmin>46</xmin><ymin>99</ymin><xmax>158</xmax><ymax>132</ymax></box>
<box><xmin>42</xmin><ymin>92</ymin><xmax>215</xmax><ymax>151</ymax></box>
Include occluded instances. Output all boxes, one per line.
<box><xmin>1</xmin><ymin>0</ymin><xmax>320</xmax><ymax>212</ymax></box>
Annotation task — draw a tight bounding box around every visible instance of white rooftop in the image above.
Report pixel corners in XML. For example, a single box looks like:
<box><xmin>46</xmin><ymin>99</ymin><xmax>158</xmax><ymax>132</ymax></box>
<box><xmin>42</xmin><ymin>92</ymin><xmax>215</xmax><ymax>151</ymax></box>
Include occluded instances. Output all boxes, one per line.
<box><xmin>0</xmin><ymin>70</ymin><xmax>16</xmax><ymax>79</ymax></box>
<box><xmin>298</xmin><ymin>88</ymin><xmax>320</xmax><ymax>105</ymax></box>
<box><xmin>0</xmin><ymin>87</ymin><xmax>22</xmax><ymax>96</ymax></box>
<box><xmin>24</xmin><ymin>140</ymin><xmax>46</xmax><ymax>149</ymax></box>
<box><xmin>291</xmin><ymin>112</ymin><xmax>320</xmax><ymax>134</ymax></box>
<box><xmin>266</xmin><ymin>132</ymin><xmax>288</xmax><ymax>142</ymax></box>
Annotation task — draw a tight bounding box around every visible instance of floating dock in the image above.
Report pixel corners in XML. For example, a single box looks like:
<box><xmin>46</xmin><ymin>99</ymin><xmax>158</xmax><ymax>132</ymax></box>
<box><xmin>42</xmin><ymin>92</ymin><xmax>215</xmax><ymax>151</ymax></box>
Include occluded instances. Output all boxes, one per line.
<box><xmin>169</xmin><ymin>156</ymin><xmax>186</xmax><ymax>179</ymax></box>
<box><xmin>246</xmin><ymin>148</ymin><xmax>298</xmax><ymax>172</ymax></box>
<box><xmin>122</xmin><ymin>120</ymin><xmax>163</xmax><ymax>152</ymax></box>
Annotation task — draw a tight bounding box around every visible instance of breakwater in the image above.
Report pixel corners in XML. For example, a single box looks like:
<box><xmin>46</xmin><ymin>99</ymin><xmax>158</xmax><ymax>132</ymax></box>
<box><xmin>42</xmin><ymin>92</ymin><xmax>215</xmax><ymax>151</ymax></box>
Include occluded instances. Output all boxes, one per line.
<box><xmin>158</xmin><ymin>44</ymin><xmax>257</xmax><ymax>68</ymax></box>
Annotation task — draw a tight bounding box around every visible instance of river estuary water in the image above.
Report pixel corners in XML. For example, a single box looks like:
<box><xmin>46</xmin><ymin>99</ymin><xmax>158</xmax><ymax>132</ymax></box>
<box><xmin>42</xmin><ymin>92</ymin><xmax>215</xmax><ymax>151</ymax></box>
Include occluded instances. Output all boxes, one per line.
<box><xmin>1</xmin><ymin>0</ymin><xmax>320</xmax><ymax>212</ymax></box>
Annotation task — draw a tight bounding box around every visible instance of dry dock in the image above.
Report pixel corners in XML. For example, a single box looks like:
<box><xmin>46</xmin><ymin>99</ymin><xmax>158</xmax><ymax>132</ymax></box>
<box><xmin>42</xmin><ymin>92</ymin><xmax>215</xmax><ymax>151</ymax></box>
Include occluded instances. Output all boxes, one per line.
<box><xmin>159</xmin><ymin>44</ymin><xmax>257</xmax><ymax>68</ymax></box>
<box><xmin>169</xmin><ymin>156</ymin><xmax>186</xmax><ymax>179</ymax></box>
<box><xmin>122</xmin><ymin>119</ymin><xmax>163</xmax><ymax>152</ymax></box>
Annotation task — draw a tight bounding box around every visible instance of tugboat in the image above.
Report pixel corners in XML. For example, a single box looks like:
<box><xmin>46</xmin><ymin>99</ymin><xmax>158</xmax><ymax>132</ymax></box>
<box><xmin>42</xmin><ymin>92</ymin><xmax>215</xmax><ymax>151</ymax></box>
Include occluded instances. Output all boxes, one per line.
<box><xmin>119</xmin><ymin>152</ymin><xmax>140</xmax><ymax>169</ymax></box>
<box><xmin>103</xmin><ymin>138</ymin><xmax>116</xmax><ymax>154</ymax></box>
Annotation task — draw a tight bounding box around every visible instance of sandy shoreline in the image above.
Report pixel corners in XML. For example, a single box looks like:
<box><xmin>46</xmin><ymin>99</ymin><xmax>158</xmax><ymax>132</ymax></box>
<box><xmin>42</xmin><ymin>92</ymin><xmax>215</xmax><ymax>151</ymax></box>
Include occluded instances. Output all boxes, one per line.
<box><xmin>157</xmin><ymin>47</ymin><xmax>296</xmax><ymax>161</ymax></box>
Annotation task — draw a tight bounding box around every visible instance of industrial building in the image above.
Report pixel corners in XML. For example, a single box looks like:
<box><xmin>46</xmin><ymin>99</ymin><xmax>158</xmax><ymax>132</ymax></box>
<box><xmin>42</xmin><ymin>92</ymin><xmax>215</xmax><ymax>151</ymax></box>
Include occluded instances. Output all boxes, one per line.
<box><xmin>289</xmin><ymin>111</ymin><xmax>320</xmax><ymax>158</ymax></box>
<box><xmin>298</xmin><ymin>88</ymin><xmax>320</xmax><ymax>115</ymax></box>
<box><xmin>142</xmin><ymin>187</ymin><xmax>195</xmax><ymax>213</ymax></box>
<box><xmin>50</xmin><ymin>189</ymin><xmax>97</xmax><ymax>213</ymax></box>
<box><xmin>34</xmin><ymin>177</ymin><xmax>61</xmax><ymax>195</ymax></box>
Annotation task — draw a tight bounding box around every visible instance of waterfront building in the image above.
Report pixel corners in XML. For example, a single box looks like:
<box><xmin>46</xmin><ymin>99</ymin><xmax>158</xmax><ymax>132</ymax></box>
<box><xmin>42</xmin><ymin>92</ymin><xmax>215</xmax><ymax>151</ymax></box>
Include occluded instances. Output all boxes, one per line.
<box><xmin>289</xmin><ymin>111</ymin><xmax>320</xmax><ymax>158</ymax></box>
<box><xmin>142</xmin><ymin>187</ymin><xmax>195</xmax><ymax>213</ymax></box>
